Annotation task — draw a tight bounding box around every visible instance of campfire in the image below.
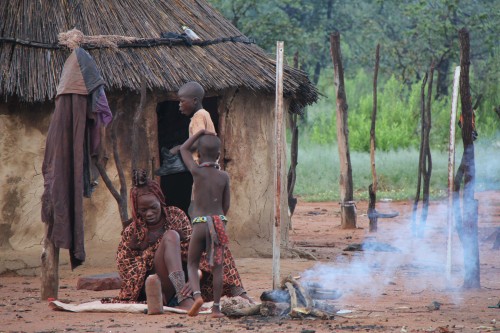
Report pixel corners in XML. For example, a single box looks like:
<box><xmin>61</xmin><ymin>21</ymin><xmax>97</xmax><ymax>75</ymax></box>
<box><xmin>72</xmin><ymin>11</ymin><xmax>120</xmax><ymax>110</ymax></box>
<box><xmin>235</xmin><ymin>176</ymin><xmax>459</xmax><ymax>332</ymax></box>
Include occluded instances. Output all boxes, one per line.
<box><xmin>222</xmin><ymin>275</ymin><xmax>339</xmax><ymax>319</ymax></box>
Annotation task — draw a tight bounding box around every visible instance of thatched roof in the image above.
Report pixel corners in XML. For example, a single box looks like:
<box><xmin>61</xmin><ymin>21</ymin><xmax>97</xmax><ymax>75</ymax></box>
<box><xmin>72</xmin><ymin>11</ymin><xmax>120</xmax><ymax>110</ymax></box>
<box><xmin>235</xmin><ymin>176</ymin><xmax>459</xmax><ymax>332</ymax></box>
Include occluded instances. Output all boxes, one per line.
<box><xmin>0</xmin><ymin>0</ymin><xmax>318</xmax><ymax>107</ymax></box>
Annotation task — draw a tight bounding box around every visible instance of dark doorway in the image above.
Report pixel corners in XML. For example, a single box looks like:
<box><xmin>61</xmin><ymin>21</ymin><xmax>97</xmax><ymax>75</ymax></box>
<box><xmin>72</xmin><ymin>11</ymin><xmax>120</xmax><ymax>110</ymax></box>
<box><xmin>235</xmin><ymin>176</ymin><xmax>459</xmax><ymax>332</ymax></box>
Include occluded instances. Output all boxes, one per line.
<box><xmin>156</xmin><ymin>97</ymin><xmax>219</xmax><ymax>215</ymax></box>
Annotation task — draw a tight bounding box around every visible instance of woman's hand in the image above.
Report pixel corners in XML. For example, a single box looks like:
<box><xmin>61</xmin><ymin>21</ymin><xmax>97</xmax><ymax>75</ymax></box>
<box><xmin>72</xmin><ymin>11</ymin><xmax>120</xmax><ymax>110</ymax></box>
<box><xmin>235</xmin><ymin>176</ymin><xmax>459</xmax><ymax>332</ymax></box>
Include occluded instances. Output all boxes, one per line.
<box><xmin>179</xmin><ymin>282</ymin><xmax>193</xmax><ymax>298</ymax></box>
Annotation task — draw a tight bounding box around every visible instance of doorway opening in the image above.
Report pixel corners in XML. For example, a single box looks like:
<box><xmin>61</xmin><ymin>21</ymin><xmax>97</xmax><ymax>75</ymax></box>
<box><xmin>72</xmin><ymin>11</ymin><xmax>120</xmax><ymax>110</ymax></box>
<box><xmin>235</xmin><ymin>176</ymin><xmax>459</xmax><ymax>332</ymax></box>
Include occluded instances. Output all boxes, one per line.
<box><xmin>156</xmin><ymin>97</ymin><xmax>219</xmax><ymax>215</ymax></box>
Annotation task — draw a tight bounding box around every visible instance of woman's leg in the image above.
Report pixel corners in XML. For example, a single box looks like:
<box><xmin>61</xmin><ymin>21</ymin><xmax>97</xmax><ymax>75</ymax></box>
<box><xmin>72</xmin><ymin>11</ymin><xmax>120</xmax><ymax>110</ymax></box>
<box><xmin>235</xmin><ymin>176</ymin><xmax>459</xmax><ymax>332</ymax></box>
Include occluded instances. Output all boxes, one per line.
<box><xmin>154</xmin><ymin>230</ymin><xmax>193</xmax><ymax>309</ymax></box>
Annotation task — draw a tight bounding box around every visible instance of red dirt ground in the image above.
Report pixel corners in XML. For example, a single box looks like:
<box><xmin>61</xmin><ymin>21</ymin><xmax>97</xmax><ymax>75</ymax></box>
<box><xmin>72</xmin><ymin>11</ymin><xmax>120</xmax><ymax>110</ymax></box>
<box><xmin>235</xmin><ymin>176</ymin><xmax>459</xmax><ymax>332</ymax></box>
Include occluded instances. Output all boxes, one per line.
<box><xmin>1</xmin><ymin>192</ymin><xmax>499</xmax><ymax>332</ymax></box>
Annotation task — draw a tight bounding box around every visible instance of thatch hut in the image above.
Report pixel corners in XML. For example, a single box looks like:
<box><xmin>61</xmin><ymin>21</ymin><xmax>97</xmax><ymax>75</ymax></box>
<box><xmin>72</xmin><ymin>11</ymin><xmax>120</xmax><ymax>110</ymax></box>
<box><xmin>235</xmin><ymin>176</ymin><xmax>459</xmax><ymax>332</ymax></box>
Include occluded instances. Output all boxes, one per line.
<box><xmin>0</xmin><ymin>0</ymin><xmax>317</xmax><ymax>274</ymax></box>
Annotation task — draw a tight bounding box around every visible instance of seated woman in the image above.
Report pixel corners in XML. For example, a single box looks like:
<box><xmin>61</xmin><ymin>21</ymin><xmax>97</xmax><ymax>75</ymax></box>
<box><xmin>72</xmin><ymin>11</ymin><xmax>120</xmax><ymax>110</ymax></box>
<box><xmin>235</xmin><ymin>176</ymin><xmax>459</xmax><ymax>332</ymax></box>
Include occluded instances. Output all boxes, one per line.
<box><xmin>103</xmin><ymin>169</ymin><xmax>251</xmax><ymax>310</ymax></box>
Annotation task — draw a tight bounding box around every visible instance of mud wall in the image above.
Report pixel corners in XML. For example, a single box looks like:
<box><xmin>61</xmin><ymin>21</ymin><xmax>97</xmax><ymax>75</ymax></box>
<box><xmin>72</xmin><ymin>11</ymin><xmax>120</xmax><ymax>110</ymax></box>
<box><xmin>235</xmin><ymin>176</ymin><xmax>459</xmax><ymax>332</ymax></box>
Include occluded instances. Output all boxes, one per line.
<box><xmin>0</xmin><ymin>88</ymin><xmax>290</xmax><ymax>274</ymax></box>
<box><xmin>221</xmin><ymin>89</ymin><xmax>290</xmax><ymax>257</ymax></box>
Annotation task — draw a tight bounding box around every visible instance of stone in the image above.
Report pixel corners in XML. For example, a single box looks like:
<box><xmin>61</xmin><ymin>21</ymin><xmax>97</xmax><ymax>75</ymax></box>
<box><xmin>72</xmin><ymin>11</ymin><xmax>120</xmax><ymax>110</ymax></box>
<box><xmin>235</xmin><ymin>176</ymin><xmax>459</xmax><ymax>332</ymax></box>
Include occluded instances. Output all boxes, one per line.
<box><xmin>76</xmin><ymin>272</ymin><xmax>121</xmax><ymax>291</ymax></box>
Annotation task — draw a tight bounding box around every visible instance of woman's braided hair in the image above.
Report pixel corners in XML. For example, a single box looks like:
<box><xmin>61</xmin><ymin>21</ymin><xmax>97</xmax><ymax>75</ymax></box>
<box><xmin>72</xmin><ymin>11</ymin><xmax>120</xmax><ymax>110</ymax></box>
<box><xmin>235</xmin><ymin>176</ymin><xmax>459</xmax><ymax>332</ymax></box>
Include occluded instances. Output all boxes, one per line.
<box><xmin>129</xmin><ymin>169</ymin><xmax>167</xmax><ymax>241</ymax></box>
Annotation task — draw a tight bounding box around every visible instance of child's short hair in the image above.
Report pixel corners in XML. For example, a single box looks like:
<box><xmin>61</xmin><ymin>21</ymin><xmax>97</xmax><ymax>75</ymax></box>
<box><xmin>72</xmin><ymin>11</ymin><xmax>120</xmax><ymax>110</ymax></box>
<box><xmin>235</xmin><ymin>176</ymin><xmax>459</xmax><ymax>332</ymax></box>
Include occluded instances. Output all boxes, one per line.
<box><xmin>178</xmin><ymin>81</ymin><xmax>205</xmax><ymax>100</ymax></box>
<box><xmin>198</xmin><ymin>135</ymin><xmax>220</xmax><ymax>161</ymax></box>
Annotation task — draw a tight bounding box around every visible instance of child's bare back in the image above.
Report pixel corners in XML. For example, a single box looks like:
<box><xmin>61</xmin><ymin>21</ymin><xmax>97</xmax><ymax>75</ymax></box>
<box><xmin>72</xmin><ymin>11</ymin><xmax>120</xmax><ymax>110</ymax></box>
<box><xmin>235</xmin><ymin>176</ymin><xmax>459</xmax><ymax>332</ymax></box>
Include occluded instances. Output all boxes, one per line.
<box><xmin>180</xmin><ymin>130</ymin><xmax>230</xmax><ymax>318</ymax></box>
<box><xmin>190</xmin><ymin>164</ymin><xmax>229</xmax><ymax>218</ymax></box>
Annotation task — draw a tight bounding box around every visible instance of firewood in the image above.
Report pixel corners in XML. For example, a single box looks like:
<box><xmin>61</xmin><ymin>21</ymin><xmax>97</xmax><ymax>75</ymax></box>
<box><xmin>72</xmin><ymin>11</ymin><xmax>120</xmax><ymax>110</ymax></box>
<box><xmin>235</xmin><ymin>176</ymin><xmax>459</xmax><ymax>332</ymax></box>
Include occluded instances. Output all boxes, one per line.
<box><xmin>284</xmin><ymin>282</ymin><xmax>298</xmax><ymax>309</ymax></box>
<box><xmin>282</xmin><ymin>275</ymin><xmax>313</xmax><ymax>307</ymax></box>
<box><xmin>290</xmin><ymin>306</ymin><xmax>335</xmax><ymax>320</ymax></box>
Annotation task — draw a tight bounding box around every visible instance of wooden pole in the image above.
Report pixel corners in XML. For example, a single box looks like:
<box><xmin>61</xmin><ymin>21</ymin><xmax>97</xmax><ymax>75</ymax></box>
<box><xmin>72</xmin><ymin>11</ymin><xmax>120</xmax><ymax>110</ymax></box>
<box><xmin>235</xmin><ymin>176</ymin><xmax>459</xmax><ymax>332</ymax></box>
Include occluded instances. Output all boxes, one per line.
<box><xmin>41</xmin><ymin>223</ymin><xmax>60</xmax><ymax>300</ymax></box>
<box><xmin>458</xmin><ymin>28</ymin><xmax>480</xmax><ymax>289</ymax></box>
<box><xmin>330</xmin><ymin>32</ymin><xmax>356</xmax><ymax>229</ymax></box>
<box><xmin>369</xmin><ymin>44</ymin><xmax>380</xmax><ymax>232</ymax></box>
<box><xmin>287</xmin><ymin>51</ymin><xmax>300</xmax><ymax>218</ymax></box>
<box><xmin>412</xmin><ymin>73</ymin><xmax>428</xmax><ymax>236</ymax></box>
<box><xmin>419</xmin><ymin>61</ymin><xmax>435</xmax><ymax>237</ymax></box>
<box><xmin>272</xmin><ymin>41</ymin><xmax>284</xmax><ymax>289</ymax></box>
<box><xmin>446</xmin><ymin>66</ymin><xmax>460</xmax><ymax>282</ymax></box>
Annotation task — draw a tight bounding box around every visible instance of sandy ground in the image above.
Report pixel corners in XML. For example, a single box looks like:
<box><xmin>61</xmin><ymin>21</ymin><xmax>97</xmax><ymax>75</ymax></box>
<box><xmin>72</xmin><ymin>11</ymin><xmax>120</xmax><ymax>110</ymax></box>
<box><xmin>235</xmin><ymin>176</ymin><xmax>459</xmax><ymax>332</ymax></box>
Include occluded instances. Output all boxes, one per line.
<box><xmin>1</xmin><ymin>191</ymin><xmax>499</xmax><ymax>332</ymax></box>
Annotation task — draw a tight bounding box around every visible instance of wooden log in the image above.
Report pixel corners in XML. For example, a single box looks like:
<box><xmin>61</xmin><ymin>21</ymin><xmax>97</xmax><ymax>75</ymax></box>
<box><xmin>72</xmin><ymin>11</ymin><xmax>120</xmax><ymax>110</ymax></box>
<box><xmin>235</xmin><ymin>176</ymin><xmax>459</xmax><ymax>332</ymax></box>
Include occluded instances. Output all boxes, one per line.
<box><xmin>272</xmin><ymin>41</ymin><xmax>284</xmax><ymax>289</ymax></box>
<box><xmin>446</xmin><ymin>66</ymin><xmax>460</xmax><ymax>281</ymax></box>
<box><xmin>41</xmin><ymin>223</ymin><xmax>60</xmax><ymax>300</ymax></box>
<box><xmin>284</xmin><ymin>282</ymin><xmax>298</xmax><ymax>309</ymax></box>
<box><xmin>330</xmin><ymin>32</ymin><xmax>356</xmax><ymax>229</ymax></box>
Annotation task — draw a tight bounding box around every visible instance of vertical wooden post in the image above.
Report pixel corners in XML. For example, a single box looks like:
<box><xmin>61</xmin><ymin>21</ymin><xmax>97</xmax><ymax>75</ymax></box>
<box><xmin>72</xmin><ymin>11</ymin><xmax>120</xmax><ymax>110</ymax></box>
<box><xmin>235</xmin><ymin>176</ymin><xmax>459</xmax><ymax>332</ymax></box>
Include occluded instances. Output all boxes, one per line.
<box><xmin>446</xmin><ymin>66</ymin><xmax>460</xmax><ymax>282</ymax></box>
<box><xmin>287</xmin><ymin>51</ymin><xmax>300</xmax><ymax>219</ymax></box>
<box><xmin>41</xmin><ymin>224</ymin><xmax>59</xmax><ymax>300</ymax></box>
<box><xmin>419</xmin><ymin>61</ymin><xmax>435</xmax><ymax>237</ymax></box>
<box><xmin>458</xmin><ymin>28</ymin><xmax>480</xmax><ymax>289</ymax></box>
<box><xmin>330</xmin><ymin>32</ymin><xmax>356</xmax><ymax>229</ymax></box>
<box><xmin>369</xmin><ymin>44</ymin><xmax>380</xmax><ymax>233</ymax></box>
<box><xmin>272</xmin><ymin>41</ymin><xmax>284</xmax><ymax>289</ymax></box>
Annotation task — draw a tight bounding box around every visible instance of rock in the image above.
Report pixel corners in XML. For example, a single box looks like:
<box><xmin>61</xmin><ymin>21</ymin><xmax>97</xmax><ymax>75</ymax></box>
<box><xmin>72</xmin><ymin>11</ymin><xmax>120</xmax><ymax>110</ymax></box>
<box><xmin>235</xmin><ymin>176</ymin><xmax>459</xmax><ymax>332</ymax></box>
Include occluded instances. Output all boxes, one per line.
<box><xmin>76</xmin><ymin>272</ymin><xmax>121</xmax><ymax>291</ymax></box>
<box><xmin>260</xmin><ymin>301</ymin><xmax>290</xmax><ymax>317</ymax></box>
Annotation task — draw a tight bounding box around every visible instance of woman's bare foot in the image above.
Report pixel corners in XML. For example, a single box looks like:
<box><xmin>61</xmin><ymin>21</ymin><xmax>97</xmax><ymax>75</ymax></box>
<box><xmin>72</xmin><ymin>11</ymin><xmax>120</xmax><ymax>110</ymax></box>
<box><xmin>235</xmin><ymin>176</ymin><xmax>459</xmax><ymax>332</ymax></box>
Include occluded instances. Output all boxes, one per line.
<box><xmin>211</xmin><ymin>306</ymin><xmax>225</xmax><ymax>318</ymax></box>
<box><xmin>187</xmin><ymin>297</ymin><xmax>204</xmax><ymax>317</ymax></box>
<box><xmin>176</xmin><ymin>297</ymin><xmax>195</xmax><ymax>311</ymax></box>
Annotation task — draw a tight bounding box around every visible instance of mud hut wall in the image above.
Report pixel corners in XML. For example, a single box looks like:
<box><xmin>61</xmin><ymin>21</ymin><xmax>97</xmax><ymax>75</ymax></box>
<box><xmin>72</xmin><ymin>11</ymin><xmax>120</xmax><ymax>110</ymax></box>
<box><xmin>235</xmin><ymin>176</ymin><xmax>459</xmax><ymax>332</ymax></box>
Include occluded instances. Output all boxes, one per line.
<box><xmin>0</xmin><ymin>90</ymin><xmax>162</xmax><ymax>272</ymax></box>
<box><xmin>0</xmin><ymin>101</ymin><xmax>50</xmax><ymax>255</ymax></box>
<box><xmin>222</xmin><ymin>89</ymin><xmax>290</xmax><ymax>257</ymax></box>
<box><xmin>0</xmin><ymin>102</ymin><xmax>117</xmax><ymax>271</ymax></box>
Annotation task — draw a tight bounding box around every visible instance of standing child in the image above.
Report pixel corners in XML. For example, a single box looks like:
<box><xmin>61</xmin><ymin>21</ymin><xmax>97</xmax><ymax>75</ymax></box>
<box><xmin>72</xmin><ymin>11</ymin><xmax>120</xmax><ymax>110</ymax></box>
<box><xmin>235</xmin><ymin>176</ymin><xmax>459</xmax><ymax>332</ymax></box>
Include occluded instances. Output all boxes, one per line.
<box><xmin>180</xmin><ymin>129</ymin><xmax>229</xmax><ymax>318</ymax></box>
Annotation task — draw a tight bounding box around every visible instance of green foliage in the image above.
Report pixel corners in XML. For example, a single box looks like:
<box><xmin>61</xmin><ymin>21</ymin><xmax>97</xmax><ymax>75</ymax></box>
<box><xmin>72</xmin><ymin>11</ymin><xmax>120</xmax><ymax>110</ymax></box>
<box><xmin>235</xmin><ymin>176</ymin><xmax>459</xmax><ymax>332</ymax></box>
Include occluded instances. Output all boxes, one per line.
<box><xmin>304</xmin><ymin>69</ymin><xmax>500</xmax><ymax>152</ymax></box>
<box><xmin>208</xmin><ymin>0</ymin><xmax>500</xmax><ymax>91</ymax></box>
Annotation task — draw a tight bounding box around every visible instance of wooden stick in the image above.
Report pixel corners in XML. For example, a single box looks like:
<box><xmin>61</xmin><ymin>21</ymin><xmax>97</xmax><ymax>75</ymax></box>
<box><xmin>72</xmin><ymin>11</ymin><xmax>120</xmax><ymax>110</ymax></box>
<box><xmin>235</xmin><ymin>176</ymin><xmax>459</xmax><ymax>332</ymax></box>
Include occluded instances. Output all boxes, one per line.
<box><xmin>272</xmin><ymin>41</ymin><xmax>284</xmax><ymax>290</ymax></box>
<box><xmin>40</xmin><ymin>223</ymin><xmax>60</xmax><ymax>300</ymax></box>
<box><xmin>446</xmin><ymin>66</ymin><xmax>460</xmax><ymax>282</ymax></box>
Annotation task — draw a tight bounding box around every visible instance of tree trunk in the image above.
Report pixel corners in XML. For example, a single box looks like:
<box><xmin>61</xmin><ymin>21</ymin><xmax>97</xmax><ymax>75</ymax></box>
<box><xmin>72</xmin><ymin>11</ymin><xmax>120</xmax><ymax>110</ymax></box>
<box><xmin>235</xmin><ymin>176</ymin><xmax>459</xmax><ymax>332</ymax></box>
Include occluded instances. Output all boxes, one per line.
<box><xmin>95</xmin><ymin>107</ymin><xmax>129</xmax><ymax>228</ymax></box>
<box><xmin>457</xmin><ymin>28</ymin><xmax>480</xmax><ymax>289</ymax></box>
<box><xmin>330</xmin><ymin>32</ymin><xmax>356</xmax><ymax>229</ymax></box>
<box><xmin>436</xmin><ymin>57</ymin><xmax>450</xmax><ymax>98</ymax></box>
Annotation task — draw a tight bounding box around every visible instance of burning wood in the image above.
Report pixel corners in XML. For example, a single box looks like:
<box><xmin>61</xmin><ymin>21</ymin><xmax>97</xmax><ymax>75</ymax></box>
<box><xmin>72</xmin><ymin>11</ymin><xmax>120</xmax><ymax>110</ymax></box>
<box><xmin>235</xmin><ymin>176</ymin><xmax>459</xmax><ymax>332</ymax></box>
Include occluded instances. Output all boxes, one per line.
<box><xmin>259</xmin><ymin>274</ymin><xmax>336</xmax><ymax>319</ymax></box>
<box><xmin>221</xmin><ymin>275</ymin><xmax>338</xmax><ymax>319</ymax></box>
